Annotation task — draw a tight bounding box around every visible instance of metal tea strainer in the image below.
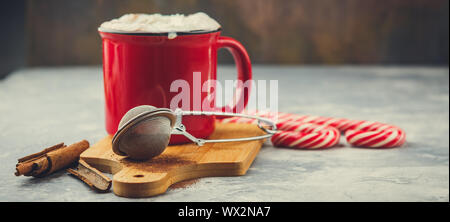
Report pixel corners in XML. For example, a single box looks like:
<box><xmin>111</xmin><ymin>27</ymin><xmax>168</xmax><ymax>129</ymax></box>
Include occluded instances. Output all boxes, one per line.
<box><xmin>112</xmin><ymin>105</ymin><xmax>277</xmax><ymax>160</ymax></box>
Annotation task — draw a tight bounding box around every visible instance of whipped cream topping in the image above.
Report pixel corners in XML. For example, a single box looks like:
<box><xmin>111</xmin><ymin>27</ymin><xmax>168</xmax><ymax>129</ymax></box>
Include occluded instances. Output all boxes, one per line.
<box><xmin>99</xmin><ymin>12</ymin><xmax>221</xmax><ymax>34</ymax></box>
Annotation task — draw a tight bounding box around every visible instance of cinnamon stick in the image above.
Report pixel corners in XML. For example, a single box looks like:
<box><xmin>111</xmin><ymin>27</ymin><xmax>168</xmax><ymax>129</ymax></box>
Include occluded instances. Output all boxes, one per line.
<box><xmin>67</xmin><ymin>159</ymin><xmax>112</xmax><ymax>192</ymax></box>
<box><xmin>18</xmin><ymin>143</ymin><xmax>65</xmax><ymax>163</ymax></box>
<box><xmin>15</xmin><ymin>161</ymin><xmax>35</xmax><ymax>176</ymax></box>
<box><xmin>15</xmin><ymin>140</ymin><xmax>90</xmax><ymax>177</ymax></box>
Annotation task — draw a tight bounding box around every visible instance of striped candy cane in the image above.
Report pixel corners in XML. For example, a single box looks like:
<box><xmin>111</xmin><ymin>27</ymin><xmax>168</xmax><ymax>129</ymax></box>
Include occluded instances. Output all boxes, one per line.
<box><xmin>219</xmin><ymin>111</ymin><xmax>406</xmax><ymax>149</ymax></box>
<box><xmin>271</xmin><ymin>122</ymin><xmax>340</xmax><ymax>149</ymax></box>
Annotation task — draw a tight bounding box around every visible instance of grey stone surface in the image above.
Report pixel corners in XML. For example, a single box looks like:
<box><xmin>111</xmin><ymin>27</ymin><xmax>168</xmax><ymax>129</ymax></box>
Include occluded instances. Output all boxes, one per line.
<box><xmin>0</xmin><ymin>65</ymin><xmax>448</xmax><ymax>202</ymax></box>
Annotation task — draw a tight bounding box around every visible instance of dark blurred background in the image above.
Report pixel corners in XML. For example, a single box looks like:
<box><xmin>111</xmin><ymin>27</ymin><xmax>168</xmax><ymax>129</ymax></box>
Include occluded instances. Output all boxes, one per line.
<box><xmin>1</xmin><ymin>0</ymin><xmax>448</xmax><ymax>79</ymax></box>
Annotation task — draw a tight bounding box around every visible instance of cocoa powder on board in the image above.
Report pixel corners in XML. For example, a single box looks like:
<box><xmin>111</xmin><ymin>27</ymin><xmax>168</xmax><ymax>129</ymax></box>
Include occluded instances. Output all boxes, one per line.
<box><xmin>124</xmin><ymin>154</ymin><xmax>194</xmax><ymax>173</ymax></box>
<box><xmin>170</xmin><ymin>178</ymin><xmax>199</xmax><ymax>189</ymax></box>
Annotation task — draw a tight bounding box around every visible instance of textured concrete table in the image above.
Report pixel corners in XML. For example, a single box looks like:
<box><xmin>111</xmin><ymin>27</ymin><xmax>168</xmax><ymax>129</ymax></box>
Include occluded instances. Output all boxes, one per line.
<box><xmin>0</xmin><ymin>66</ymin><xmax>448</xmax><ymax>201</ymax></box>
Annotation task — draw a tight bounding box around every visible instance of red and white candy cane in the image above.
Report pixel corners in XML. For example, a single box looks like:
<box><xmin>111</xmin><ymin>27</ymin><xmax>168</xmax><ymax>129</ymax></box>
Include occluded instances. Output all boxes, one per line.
<box><xmin>219</xmin><ymin>111</ymin><xmax>406</xmax><ymax>149</ymax></box>
<box><xmin>220</xmin><ymin>113</ymin><xmax>340</xmax><ymax>149</ymax></box>
<box><xmin>272</xmin><ymin>122</ymin><xmax>340</xmax><ymax>149</ymax></box>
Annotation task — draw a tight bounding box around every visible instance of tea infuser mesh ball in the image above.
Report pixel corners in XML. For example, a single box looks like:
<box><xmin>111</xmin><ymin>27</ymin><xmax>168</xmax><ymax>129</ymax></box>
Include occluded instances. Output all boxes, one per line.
<box><xmin>117</xmin><ymin>105</ymin><xmax>158</xmax><ymax>129</ymax></box>
<box><xmin>112</xmin><ymin>105</ymin><xmax>176</xmax><ymax>160</ymax></box>
<box><xmin>112</xmin><ymin>105</ymin><xmax>277</xmax><ymax>161</ymax></box>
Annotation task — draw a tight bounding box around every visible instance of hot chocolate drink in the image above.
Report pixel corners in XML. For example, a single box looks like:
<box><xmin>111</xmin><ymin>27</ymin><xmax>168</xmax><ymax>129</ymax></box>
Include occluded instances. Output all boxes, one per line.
<box><xmin>99</xmin><ymin>12</ymin><xmax>251</xmax><ymax>144</ymax></box>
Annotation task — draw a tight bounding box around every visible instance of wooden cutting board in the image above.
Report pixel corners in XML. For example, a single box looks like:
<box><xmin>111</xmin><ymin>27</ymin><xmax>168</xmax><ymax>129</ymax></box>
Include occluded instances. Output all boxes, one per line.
<box><xmin>80</xmin><ymin>122</ymin><xmax>265</xmax><ymax>198</ymax></box>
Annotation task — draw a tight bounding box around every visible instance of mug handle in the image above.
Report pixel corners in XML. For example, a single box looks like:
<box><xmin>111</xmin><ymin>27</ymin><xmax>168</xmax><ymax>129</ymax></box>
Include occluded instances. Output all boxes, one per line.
<box><xmin>216</xmin><ymin>36</ymin><xmax>252</xmax><ymax>116</ymax></box>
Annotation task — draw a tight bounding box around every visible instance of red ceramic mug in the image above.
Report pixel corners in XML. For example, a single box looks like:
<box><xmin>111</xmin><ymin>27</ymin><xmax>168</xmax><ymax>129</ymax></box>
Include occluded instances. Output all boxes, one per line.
<box><xmin>99</xmin><ymin>29</ymin><xmax>252</xmax><ymax>144</ymax></box>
